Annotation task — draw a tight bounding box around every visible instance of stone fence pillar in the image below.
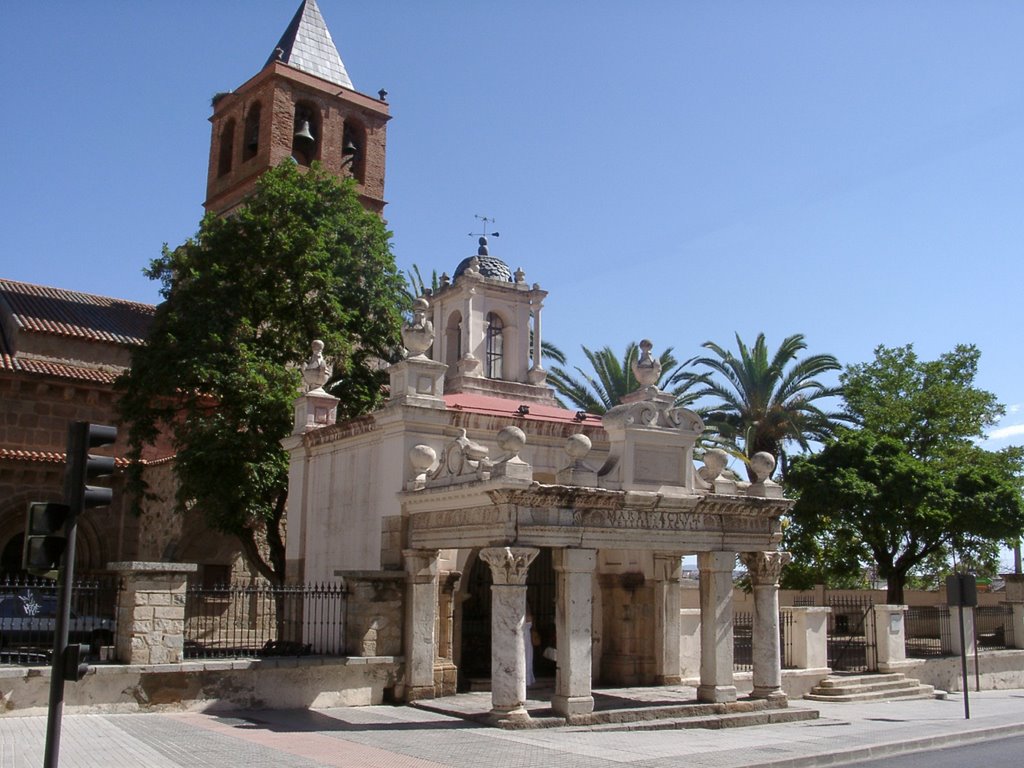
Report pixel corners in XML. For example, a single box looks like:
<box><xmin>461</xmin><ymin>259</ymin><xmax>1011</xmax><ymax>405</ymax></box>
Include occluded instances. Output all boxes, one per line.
<box><xmin>1002</xmin><ymin>574</ymin><xmax>1024</xmax><ymax>650</ymax></box>
<box><xmin>865</xmin><ymin>604</ymin><xmax>908</xmax><ymax>672</ymax></box>
<box><xmin>781</xmin><ymin>607</ymin><xmax>831</xmax><ymax>670</ymax></box>
<box><xmin>943</xmin><ymin>605</ymin><xmax>977</xmax><ymax>656</ymax></box>
<box><xmin>109</xmin><ymin>562</ymin><xmax>197</xmax><ymax>665</ymax></box>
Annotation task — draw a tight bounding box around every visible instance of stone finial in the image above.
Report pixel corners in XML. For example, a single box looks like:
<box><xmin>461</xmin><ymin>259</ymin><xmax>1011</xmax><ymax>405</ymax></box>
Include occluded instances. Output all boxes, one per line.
<box><xmin>557</xmin><ymin>433</ymin><xmax>598</xmax><ymax>486</ymax></box>
<box><xmin>488</xmin><ymin>426</ymin><xmax>532</xmax><ymax>481</ymax></box>
<box><xmin>514</xmin><ymin>267</ymin><xmax>526</xmax><ymax>284</ymax></box>
<box><xmin>401</xmin><ymin>296</ymin><xmax>434</xmax><ymax>358</ymax></box>
<box><xmin>408</xmin><ymin>444</ymin><xmax>437</xmax><ymax>489</ymax></box>
<box><xmin>749</xmin><ymin>452</ymin><xmax>776</xmax><ymax>483</ymax></box>
<box><xmin>440</xmin><ymin>272</ymin><xmax>451</xmax><ymax>288</ymax></box>
<box><xmin>747</xmin><ymin>451</ymin><xmax>784</xmax><ymax>498</ymax></box>
<box><xmin>699</xmin><ymin>448</ymin><xmax>729</xmax><ymax>483</ymax></box>
<box><xmin>631</xmin><ymin>339</ymin><xmax>662</xmax><ymax>389</ymax></box>
<box><xmin>301</xmin><ymin>339</ymin><xmax>332</xmax><ymax>392</ymax></box>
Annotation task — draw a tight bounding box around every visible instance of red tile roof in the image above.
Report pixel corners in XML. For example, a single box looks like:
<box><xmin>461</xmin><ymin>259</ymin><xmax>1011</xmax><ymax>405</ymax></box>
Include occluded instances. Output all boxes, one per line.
<box><xmin>0</xmin><ymin>448</ymin><xmax>166</xmax><ymax>468</ymax></box>
<box><xmin>0</xmin><ymin>352</ymin><xmax>123</xmax><ymax>384</ymax></box>
<box><xmin>0</xmin><ymin>278</ymin><xmax>154</xmax><ymax>346</ymax></box>
<box><xmin>443</xmin><ymin>393</ymin><xmax>596</xmax><ymax>424</ymax></box>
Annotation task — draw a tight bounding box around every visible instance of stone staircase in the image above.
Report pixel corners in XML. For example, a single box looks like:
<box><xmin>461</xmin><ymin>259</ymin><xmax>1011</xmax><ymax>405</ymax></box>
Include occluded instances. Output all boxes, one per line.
<box><xmin>804</xmin><ymin>673</ymin><xmax>943</xmax><ymax>703</ymax></box>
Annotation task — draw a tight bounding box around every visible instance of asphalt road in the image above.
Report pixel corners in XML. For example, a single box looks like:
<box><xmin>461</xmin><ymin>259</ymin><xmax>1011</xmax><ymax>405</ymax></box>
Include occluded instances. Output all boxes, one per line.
<box><xmin>839</xmin><ymin>733</ymin><xmax>1024</xmax><ymax>768</ymax></box>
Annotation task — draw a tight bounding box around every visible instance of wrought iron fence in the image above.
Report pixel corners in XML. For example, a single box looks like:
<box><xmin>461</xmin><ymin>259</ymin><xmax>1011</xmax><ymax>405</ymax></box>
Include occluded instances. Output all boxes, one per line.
<box><xmin>904</xmin><ymin>605</ymin><xmax>950</xmax><ymax>658</ymax></box>
<box><xmin>733</xmin><ymin>611</ymin><xmax>752</xmax><ymax>670</ymax></box>
<box><xmin>780</xmin><ymin>609</ymin><xmax>795</xmax><ymax>669</ymax></box>
<box><xmin>184</xmin><ymin>581</ymin><xmax>347</xmax><ymax>659</ymax></box>
<box><xmin>0</xmin><ymin>575</ymin><xmax>120</xmax><ymax>666</ymax></box>
<box><xmin>827</xmin><ymin>595</ymin><xmax>875</xmax><ymax>671</ymax></box>
<box><xmin>732</xmin><ymin>611</ymin><xmax>793</xmax><ymax>671</ymax></box>
<box><xmin>975</xmin><ymin>604</ymin><xmax>1013</xmax><ymax>650</ymax></box>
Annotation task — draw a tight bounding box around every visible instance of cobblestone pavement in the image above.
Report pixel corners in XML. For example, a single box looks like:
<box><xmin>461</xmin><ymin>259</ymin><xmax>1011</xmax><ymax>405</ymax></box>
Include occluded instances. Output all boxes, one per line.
<box><xmin>3</xmin><ymin>689</ymin><xmax>1024</xmax><ymax>768</ymax></box>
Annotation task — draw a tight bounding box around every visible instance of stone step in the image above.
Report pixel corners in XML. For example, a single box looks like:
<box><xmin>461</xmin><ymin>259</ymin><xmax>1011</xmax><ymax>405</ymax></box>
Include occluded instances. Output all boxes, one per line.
<box><xmin>573</xmin><ymin>706</ymin><xmax>819</xmax><ymax>732</ymax></box>
<box><xmin>811</xmin><ymin>679</ymin><xmax>922</xmax><ymax>696</ymax></box>
<box><xmin>804</xmin><ymin>686</ymin><xmax>937</xmax><ymax>703</ymax></box>
<box><xmin>815</xmin><ymin>673</ymin><xmax>907</xmax><ymax>688</ymax></box>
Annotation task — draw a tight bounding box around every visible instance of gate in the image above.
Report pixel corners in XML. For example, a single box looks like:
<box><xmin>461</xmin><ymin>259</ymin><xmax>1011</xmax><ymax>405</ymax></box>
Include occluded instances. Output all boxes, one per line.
<box><xmin>827</xmin><ymin>595</ymin><xmax>875</xmax><ymax>671</ymax></box>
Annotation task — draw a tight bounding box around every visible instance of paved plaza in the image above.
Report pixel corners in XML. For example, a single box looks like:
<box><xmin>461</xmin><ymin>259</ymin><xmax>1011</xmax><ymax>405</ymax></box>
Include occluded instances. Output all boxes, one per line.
<box><xmin>3</xmin><ymin>688</ymin><xmax>1024</xmax><ymax>768</ymax></box>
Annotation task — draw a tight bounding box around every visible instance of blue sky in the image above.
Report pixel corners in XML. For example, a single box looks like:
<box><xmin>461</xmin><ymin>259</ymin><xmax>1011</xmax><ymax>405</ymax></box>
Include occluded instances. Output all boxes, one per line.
<box><xmin>2</xmin><ymin>2</ymin><xmax>1023</xmax><ymax>462</ymax></box>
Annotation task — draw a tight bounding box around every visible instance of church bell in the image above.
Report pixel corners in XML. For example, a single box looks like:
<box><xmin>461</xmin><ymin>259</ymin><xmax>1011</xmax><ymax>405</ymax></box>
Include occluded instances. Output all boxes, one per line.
<box><xmin>294</xmin><ymin>120</ymin><xmax>315</xmax><ymax>142</ymax></box>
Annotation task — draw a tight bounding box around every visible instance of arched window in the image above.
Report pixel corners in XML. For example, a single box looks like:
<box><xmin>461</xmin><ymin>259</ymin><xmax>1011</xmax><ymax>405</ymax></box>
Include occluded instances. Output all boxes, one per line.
<box><xmin>342</xmin><ymin>119</ymin><xmax>366</xmax><ymax>182</ymax></box>
<box><xmin>485</xmin><ymin>312</ymin><xmax>504</xmax><ymax>379</ymax></box>
<box><xmin>243</xmin><ymin>103</ymin><xmax>261</xmax><ymax>161</ymax></box>
<box><xmin>217</xmin><ymin>118</ymin><xmax>236</xmax><ymax>177</ymax></box>
<box><xmin>291</xmin><ymin>102</ymin><xmax>319</xmax><ymax>166</ymax></box>
<box><xmin>445</xmin><ymin>311</ymin><xmax>462</xmax><ymax>367</ymax></box>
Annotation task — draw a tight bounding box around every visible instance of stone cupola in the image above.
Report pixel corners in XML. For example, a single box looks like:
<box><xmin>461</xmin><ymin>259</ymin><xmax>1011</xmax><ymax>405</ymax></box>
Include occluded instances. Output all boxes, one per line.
<box><xmin>426</xmin><ymin>237</ymin><xmax>553</xmax><ymax>404</ymax></box>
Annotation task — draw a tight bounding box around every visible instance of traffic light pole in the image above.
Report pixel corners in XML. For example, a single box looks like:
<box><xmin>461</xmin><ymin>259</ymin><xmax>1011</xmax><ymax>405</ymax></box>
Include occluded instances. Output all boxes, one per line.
<box><xmin>43</xmin><ymin>506</ymin><xmax>77</xmax><ymax>768</ymax></box>
<box><xmin>42</xmin><ymin>421</ymin><xmax>116</xmax><ymax>768</ymax></box>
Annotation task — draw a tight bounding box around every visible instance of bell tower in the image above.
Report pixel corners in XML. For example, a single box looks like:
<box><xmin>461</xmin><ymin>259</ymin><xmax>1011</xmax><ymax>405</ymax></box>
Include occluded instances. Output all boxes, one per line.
<box><xmin>204</xmin><ymin>0</ymin><xmax>390</xmax><ymax>216</ymax></box>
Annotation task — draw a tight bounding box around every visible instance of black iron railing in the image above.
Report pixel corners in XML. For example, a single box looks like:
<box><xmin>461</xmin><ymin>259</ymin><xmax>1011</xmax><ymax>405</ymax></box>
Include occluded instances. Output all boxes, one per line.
<box><xmin>0</xmin><ymin>575</ymin><xmax>119</xmax><ymax>665</ymax></box>
<box><xmin>904</xmin><ymin>605</ymin><xmax>949</xmax><ymax>657</ymax></box>
<box><xmin>184</xmin><ymin>581</ymin><xmax>347</xmax><ymax>659</ymax></box>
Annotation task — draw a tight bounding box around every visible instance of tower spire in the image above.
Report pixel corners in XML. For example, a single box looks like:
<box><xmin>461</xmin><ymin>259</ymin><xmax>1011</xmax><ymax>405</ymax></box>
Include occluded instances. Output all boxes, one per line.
<box><xmin>268</xmin><ymin>0</ymin><xmax>354</xmax><ymax>89</ymax></box>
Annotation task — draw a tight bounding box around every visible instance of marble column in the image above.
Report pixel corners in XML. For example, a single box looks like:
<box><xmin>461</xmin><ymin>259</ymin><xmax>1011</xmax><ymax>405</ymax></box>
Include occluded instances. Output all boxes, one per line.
<box><xmin>480</xmin><ymin>546</ymin><xmax>539</xmax><ymax>721</ymax></box>
<box><xmin>740</xmin><ymin>551</ymin><xmax>791</xmax><ymax>701</ymax></box>
<box><xmin>404</xmin><ymin>549</ymin><xmax>439</xmax><ymax>701</ymax></box>
<box><xmin>552</xmin><ymin>548</ymin><xmax>596</xmax><ymax>718</ymax></box>
<box><xmin>697</xmin><ymin>551</ymin><xmax>737</xmax><ymax>703</ymax></box>
<box><xmin>653</xmin><ymin>553</ymin><xmax>683</xmax><ymax>685</ymax></box>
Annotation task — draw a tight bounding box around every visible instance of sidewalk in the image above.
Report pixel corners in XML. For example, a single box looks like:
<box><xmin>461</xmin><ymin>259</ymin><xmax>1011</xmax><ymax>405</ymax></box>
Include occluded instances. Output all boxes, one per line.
<box><xmin>2</xmin><ymin>688</ymin><xmax>1023</xmax><ymax>768</ymax></box>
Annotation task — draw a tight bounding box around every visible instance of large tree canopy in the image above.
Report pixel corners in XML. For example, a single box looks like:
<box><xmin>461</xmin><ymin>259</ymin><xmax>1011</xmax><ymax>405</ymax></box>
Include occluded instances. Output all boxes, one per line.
<box><xmin>117</xmin><ymin>162</ymin><xmax>406</xmax><ymax>583</ymax></box>
<box><xmin>786</xmin><ymin>344</ymin><xmax>1024</xmax><ymax>602</ymax></box>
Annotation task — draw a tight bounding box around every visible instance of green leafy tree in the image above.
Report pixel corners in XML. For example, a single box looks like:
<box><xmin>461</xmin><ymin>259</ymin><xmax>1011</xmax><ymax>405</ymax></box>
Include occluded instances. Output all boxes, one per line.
<box><xmin>787</xmin><ymin>344</ymin><xmax>1024</xmax><ymax>602</ymax></box>
<box><xmin>690</xmin><ymin>333</ymin><xmax>845</xmax><ymax>478</ymax></box>
<box><xmin>547</xmin><ymin>342</ymin><xmax>698</xmax><ymax>414</ymax></box>
<box><xmin>117</xmin><ymin>162</ymin><xmax>406</xmax><ymax>584</ymax></box>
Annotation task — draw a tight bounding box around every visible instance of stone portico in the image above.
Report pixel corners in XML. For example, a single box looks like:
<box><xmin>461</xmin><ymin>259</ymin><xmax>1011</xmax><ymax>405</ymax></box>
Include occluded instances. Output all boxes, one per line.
<box><xmin>284</xmin><ymin>241</ymin><xmax>793</xmax><ymax>724</ymax></box>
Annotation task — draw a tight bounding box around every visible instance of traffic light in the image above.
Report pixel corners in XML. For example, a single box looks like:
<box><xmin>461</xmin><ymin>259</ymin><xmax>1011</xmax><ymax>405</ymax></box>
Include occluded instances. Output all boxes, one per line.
<box><xmin>23</xmin><ymin>502</ymin><xmax>71</xmax><ymax>575</ymax></box>
<box><xmin>65</xmin><ymin>421</ymin><xmax>117</xmax><ymax>514</ymax></box>
<box><xmin>61</xmin><ymin>643</ymin><xmax>90</xmax><ymax>682</ymax></box>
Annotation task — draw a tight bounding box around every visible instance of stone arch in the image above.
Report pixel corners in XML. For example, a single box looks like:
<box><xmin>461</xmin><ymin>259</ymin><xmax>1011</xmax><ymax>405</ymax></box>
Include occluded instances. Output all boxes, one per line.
<box><xmin>444</xmin><ymin>310</ymin><xmax>462</xmax><ymax>367</ymax></box>
<box><xmin>243</xmin><ymin>101</ymin><xmax>262</xmax><ymax>162</ymax></box>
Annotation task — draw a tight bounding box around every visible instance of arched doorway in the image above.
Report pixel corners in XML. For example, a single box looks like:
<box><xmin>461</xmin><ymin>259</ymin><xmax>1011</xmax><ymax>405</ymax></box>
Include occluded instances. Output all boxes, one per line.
<box><xmin>458</xmin><ymin>547</ymin><xmax>556</xmax><ymax>689</ymax></box>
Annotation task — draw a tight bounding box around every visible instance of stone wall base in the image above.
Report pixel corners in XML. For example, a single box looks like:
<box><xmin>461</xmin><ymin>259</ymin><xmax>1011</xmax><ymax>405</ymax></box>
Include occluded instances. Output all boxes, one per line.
<box><xmin>0</xmin><ymin>657</ymin><xmax>402</xmax><ymax>717</ymax></box>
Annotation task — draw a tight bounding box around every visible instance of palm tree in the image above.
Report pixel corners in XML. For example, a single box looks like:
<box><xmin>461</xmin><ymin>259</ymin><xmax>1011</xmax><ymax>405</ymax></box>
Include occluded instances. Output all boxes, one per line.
<box><xmin>548</xmin><ymin>342</ymin><xmax>700</xmax><ymax>414</ymax></box>
<box><xmin>691</xmin><ymin>333</ymin><xmax>846</xmax><ymax>478</ymax></box>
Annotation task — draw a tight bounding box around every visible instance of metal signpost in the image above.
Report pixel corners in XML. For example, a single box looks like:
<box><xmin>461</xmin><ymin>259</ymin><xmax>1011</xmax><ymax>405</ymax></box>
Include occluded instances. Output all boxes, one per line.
<box><xmin>945</xmin><ymin>572</ymin><xmax>977</xmax><ymax>720</ymax></box>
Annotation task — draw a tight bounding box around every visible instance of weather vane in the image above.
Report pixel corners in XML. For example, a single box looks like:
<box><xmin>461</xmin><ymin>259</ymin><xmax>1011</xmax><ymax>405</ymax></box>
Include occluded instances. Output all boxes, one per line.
<box><xmin>468</xmin><ymin>214</ymin><xmax>500</xmax><ymax>239</ymax></box>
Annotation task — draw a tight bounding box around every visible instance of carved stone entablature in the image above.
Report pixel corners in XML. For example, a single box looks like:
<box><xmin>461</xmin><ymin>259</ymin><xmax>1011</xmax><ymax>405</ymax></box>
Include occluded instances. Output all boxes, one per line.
<box><xmin>479</xmin><ymin>546</ymin><xmax>538</xmax><ymax>585</ymax></box>
<box><xmin>740</xmin><ymin>551</ymin><xmax>793</xmax><ymax>586</ymax></box>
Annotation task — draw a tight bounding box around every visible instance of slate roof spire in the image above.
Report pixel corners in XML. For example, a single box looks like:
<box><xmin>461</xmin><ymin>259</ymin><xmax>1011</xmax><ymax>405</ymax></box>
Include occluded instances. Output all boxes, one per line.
<box><xmin>267</xmin><ymin>0</ymin><xmax>354</xmax><ymax>90</ymax></box>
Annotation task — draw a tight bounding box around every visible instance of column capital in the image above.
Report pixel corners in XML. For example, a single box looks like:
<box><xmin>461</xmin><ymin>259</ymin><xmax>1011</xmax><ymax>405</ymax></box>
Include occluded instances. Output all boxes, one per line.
<box><xmin>697</xmin><ymin>550</ymin><xmax>736</xmax><ymax>573</ymax></box>
<box><xmin>479</xmin><ymin>546</ymin><xmax>538</xmax><ymax>585</ymax></box>
<box><xmin>740</xmin><ymin>550</ymin><xmax>792</xmax><ymax>586</ymax></box>
<box><xmin>403</xmin><ymin>549</ymin><xmax>440</xmax><ymax>581</ymax></box>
